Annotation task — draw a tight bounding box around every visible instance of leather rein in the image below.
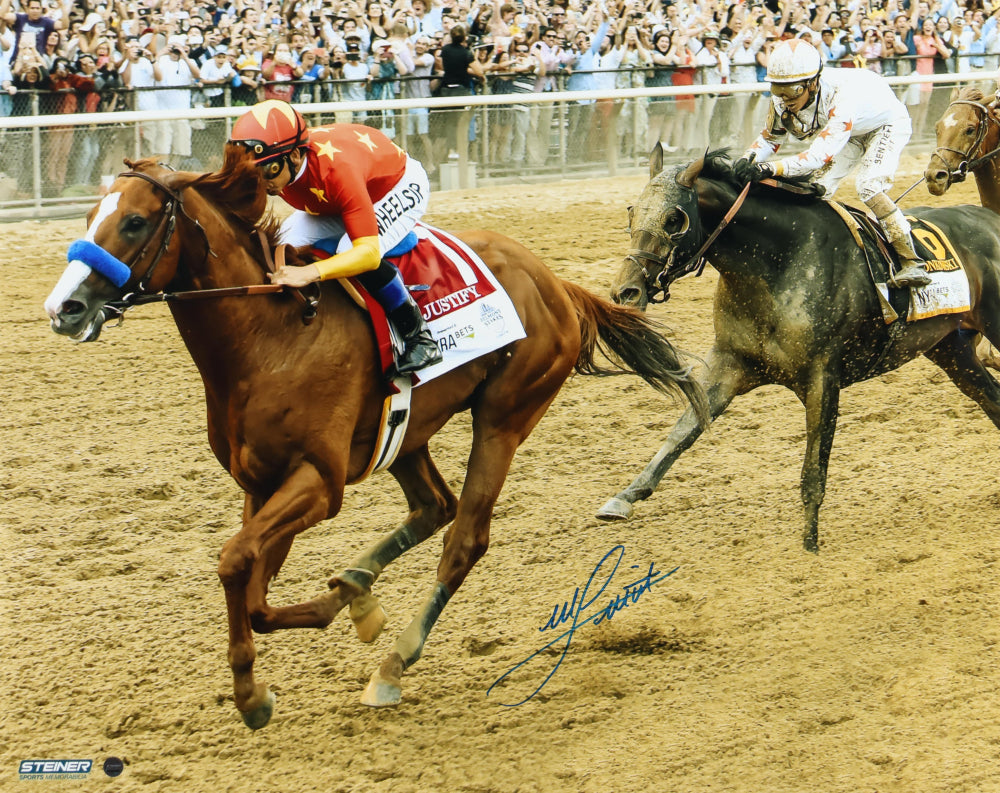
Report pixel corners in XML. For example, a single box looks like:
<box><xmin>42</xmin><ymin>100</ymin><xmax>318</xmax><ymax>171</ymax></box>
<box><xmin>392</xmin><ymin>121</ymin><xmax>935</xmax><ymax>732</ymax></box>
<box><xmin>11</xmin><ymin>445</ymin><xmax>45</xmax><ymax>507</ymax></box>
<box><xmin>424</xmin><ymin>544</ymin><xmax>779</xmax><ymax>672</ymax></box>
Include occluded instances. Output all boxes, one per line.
<box><xmin>631</xmin><ymin>180</ymin><xmax>751</xmax><ymax>304</ymax></box>
<box><xmin>929</xmin><ymin>98</ymin><xmax>1000</xmax><ymax>184</ymax></box>
<box><xmin>102</xmin><ymin>170</ymin><xmax>318</xmax><ymax>325</ymax></box>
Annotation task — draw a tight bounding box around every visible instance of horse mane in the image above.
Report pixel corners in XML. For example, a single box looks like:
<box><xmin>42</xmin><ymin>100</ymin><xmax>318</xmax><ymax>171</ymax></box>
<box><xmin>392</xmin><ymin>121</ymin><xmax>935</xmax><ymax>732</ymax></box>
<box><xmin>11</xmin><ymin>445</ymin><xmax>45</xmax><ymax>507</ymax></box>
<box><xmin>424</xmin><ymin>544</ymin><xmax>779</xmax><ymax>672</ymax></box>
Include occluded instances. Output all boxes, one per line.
<box><xmin>695</xmin><ymin>147</ymin><xmax>824</xmax><ymax>204</ymax></box>
<box><xmin>147</xmin><ymin>145</ymin><xmax>298</xmax><ymax>267</ymax></box>
<box><xmin>189</xmin><ymin>144</ymin><xmax>273</xmax><ymax>235</ymax></box>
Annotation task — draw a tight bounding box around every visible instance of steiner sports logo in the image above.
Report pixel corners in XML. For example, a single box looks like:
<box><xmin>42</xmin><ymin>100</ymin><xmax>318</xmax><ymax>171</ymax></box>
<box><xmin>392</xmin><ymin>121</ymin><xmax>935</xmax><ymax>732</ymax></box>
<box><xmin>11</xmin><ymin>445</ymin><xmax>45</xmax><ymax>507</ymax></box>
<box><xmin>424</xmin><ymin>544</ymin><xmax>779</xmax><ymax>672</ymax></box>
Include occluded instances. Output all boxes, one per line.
<box><xmin>19</xmin><ymin>760</ymin><xmax>93</xmax><ymax>780</ymax></box>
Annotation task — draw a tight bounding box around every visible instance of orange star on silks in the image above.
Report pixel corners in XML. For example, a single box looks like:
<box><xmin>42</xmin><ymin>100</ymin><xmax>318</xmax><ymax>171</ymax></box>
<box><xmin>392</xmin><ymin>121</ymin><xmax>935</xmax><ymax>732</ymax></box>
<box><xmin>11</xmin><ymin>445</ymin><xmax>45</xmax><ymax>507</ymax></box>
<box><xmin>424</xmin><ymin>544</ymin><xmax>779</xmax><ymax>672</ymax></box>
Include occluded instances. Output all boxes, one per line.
<box><xmin>309</xmin><ymin>187</ymin><xmax>327</xmax><ymax>203</ymax></box>
<box><xmin>749</xmin><ymin>141</ymin><xmax>763</xmax><ymax>151</ymax></box>
<box><xmin>315</xmin><ymin>139</ymin><xmax>340</xmax><ymax>161</ymax></box>
<box><xmin>355</xmin><ymin>131</ymin><xmax>378</xmax><ymax>152</ymax></box>
<box><xmin>797</xmin><ymin>151</ymin><xmax>811</xmax><ymax>160</ymax></box>
<box><xmin>828</xmin><ymin>106</ymin><xmax>837</xmax><ymax>118</ymax></box>
<box><xmin>843</xmin><ymin>120</ymin><xmax>853</xmax><ymax>132</ymax></box>
<box><xmin>823</xmin><ymin>154</ymin><xmax>834</xmax><ymax>164</ymax></box>
<box><xmin>819</xmin><ymin>128</ymin><xmax>832</xmax><ymax>140</ymax></box>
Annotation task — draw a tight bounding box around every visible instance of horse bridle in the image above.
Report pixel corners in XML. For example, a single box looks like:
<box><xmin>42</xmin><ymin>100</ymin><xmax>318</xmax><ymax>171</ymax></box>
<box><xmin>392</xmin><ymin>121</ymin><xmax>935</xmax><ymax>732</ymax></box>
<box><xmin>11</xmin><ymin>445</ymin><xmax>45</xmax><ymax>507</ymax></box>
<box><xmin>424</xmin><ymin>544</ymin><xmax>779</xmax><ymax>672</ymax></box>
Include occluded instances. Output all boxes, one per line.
<box><xmin>101</xmin><ymin>169</ymin><xmax>317</xmax><ymax>325</ymax></box>
<box><xmin>629</xmin><ymin>180</ymin><xmax>751</xmax><ymax>304</ymax></box>
<box><xmin>929</xmin><ymin>98</ymin><xmax>1000</xmax><ymax>185</ymax></box>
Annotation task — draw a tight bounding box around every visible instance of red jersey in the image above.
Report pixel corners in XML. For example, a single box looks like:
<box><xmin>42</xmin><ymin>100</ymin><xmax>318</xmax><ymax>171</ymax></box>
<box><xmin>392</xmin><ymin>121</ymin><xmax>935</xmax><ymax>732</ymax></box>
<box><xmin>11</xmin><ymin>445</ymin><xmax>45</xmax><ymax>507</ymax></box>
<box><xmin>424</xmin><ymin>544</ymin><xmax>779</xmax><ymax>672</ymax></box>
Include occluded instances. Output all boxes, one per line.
<box><xmin>280</xmin><ymin>124</ymin><xmax>408</xmax><ymax>241</ymax></box>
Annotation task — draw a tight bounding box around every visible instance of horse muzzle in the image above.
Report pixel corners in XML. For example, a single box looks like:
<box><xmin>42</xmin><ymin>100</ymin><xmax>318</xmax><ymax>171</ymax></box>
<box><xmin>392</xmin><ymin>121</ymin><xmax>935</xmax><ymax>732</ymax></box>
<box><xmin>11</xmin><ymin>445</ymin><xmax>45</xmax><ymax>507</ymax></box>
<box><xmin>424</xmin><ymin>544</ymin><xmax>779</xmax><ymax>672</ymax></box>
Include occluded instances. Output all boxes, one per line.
<box><xmin>47</xmin><ymin>299</ymin><xmax>109</xmax><ymax>342</ymax></box>
<box><xmin>611</xmin><ymin>254</ymin><xmax>659</xmax><ymax>310</ymax></box>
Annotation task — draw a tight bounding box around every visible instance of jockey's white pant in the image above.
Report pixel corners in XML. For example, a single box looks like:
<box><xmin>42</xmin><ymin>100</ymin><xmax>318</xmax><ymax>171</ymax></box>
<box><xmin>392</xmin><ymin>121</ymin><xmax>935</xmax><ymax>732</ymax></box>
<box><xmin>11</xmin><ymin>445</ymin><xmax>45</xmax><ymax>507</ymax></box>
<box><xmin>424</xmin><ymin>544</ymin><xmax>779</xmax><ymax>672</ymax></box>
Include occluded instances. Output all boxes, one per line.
<box><xmin>814</xmin><ymin>118</ymin><xmax>911</xmax><ymax>203</ymax></box>
<box><xmin>278</xmin><ymin>157</ymin><xmax>430</xmax><ymax>256</ymax></box>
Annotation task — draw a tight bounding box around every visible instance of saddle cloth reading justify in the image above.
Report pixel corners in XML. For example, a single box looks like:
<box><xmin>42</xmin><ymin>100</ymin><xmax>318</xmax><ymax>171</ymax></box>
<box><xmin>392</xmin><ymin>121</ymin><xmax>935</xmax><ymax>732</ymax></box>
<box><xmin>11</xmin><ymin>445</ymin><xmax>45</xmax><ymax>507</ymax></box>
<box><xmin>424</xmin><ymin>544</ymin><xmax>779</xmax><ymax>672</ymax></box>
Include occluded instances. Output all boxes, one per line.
<box><xmin>386</xmin><ymin>223</ymin><xmax>526</xmax><ymax>385</ymax></box>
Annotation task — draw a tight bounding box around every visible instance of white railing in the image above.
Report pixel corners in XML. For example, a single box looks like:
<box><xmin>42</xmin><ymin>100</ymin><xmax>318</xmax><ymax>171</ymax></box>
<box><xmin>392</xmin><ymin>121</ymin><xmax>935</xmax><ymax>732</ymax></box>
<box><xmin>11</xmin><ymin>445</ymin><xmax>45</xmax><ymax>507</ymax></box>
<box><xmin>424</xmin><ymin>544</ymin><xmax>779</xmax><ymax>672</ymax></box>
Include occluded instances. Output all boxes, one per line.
<box><xmin>0</xmin><ymin>68</ymin><xmax>994</xmax><ymax>220</ymax></box>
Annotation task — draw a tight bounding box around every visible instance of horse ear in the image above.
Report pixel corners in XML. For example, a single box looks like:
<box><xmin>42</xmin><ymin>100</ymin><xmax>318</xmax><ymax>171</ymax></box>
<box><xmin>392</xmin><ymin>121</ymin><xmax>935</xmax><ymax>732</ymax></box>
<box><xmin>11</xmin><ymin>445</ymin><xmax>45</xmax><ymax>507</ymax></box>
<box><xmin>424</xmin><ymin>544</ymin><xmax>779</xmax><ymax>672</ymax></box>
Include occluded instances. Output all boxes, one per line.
<box><xmin>123</xmin><ymin>158</ymin><xmax>136</xmax><ymax>171</ymax></box>
<box><xmin>676</xmin><ymin>155</ymin><xmax>705</xmax><ymax>189</ymax></box>
<box><xmin>649</xmin><ymin>142</ymin><xmax>664</xmax><ymax>179</ymax></box>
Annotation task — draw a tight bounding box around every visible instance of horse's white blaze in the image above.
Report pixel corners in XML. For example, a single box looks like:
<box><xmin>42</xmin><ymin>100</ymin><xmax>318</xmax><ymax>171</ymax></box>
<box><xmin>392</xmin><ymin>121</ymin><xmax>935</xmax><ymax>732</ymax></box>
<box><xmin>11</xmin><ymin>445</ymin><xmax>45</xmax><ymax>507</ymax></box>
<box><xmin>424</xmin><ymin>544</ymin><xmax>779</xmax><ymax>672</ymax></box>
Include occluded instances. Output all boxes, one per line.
<box><xmin>942</xmin><ymin>112</ymin><xmax>959</xmax><ymax>129</ymax></box>
<box><xmin>85</xmin><ymin>192</ymin><xmax>121</xmax><ymax>242</ymax></box>
<box><xmin>44</xmin><ymin>261</ymin><xmax>95</xmax><ymax>319</ymax></box>
<box><xmin>44</xmin><ymin>192</ymin><xmax>122</xmax><ymax>320</ymax></box>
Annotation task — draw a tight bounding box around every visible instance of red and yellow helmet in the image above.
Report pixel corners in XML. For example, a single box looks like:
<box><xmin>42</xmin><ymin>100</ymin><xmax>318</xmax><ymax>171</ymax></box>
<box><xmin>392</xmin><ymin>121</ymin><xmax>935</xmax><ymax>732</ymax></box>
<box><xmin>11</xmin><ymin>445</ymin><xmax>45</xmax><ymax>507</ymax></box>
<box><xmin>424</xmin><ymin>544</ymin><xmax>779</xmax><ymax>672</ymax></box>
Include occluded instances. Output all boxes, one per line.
<box><xmin>229</xmin><ymin>99</ymin><xmax>308</xmax><ymax>164</ymax></box>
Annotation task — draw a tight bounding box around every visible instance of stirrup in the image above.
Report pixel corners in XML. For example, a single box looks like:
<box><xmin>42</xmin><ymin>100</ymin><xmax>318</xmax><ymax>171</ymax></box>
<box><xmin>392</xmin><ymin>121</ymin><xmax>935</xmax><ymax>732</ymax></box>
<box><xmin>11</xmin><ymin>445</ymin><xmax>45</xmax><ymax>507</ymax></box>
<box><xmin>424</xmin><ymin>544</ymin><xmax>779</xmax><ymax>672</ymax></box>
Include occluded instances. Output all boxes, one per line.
<box><xmin>889</xmin><ymin>261</ymin><xmax>932</xmax><ymax>289</ymax></box>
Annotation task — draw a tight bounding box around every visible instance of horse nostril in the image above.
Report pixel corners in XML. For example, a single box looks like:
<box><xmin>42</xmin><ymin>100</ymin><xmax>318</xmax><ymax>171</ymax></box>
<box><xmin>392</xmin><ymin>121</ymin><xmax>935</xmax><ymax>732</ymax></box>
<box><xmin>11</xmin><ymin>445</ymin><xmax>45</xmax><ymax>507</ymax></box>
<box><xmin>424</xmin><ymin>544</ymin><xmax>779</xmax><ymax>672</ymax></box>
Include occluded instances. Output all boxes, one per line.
<box><xmin>59</xmin><ymin>299</ymin><xmax>87</xmax><ymax>319</ymax></box>
<box><xmin>615</xmin><ymin>287</ymin><xmax>643</xmax><ymax>306</ymax></box>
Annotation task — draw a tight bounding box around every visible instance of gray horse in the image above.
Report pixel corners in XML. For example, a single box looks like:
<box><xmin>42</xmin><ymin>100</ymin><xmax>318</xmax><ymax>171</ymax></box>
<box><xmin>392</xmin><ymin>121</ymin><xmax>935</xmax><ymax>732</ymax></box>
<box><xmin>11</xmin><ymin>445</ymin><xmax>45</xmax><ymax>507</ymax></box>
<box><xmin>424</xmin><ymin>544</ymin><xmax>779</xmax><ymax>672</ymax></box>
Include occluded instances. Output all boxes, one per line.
<box><xmin>599</xmin><ymin>145</ymin><xmax>1000</xmax><ymax>552</ymax></box>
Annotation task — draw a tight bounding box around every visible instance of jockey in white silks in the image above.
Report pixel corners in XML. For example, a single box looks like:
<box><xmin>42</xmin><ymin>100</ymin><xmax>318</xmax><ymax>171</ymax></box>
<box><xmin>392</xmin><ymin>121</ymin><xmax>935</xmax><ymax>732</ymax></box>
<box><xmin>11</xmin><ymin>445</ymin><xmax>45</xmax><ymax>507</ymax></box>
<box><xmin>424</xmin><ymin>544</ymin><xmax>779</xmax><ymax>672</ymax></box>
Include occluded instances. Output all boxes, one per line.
<box><xmin>733</xmin><ymin>39</ymin><xmax>932</xmax><ymax>289</ymax></box>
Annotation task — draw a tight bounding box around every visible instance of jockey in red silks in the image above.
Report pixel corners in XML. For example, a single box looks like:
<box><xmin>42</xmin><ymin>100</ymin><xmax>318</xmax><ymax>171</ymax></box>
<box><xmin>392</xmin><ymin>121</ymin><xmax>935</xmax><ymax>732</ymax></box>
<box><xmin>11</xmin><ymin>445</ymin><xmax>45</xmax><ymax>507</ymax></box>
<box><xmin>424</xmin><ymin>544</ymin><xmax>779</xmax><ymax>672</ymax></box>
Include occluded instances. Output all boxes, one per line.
<box><xmin>228</xmin><ymin>99</ymin><xmax>442</xmax><ymax>374</ymax></box>
<box><xmin>733</xmin><ymin>39</ymin><xmax>931</xmax><ymax>289</ymax></box>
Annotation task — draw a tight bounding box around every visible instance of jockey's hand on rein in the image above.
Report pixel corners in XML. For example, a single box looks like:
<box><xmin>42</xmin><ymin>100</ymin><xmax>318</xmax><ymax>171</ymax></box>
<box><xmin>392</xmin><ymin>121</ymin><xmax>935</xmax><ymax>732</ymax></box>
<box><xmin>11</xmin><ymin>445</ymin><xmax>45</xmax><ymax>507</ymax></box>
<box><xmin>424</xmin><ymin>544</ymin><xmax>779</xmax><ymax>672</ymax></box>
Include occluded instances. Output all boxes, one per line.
<box><xmin>268</xmin><ymin>263</ymin><xmax>321</xmax><ymax>288</ymax></box>
<box><xmin>733</xmin><ymin>155</ymin><xmax>773</xmax><ymax>184</ymax></box>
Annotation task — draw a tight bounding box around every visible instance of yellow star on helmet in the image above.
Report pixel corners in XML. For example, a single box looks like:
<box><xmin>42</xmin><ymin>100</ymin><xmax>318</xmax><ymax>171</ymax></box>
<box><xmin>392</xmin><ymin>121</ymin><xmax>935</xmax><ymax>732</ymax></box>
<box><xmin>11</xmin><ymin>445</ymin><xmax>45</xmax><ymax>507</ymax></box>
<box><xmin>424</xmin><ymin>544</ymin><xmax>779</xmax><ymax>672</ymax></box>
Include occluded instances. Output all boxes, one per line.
<box><xmin>315</xmin><ymin>139</ymin><xmax>340</xmax><ymax>161</ymax></box>
<box><xmin>304</xmin><ymin>205</ymin><xmax>319</xmax><ymax>215</ymax></box>
<box><xmin>309</xmin><ymin>187</ymin><xmax>326</xmax><ymax>203</ymax></box>
<box><xmin>250</xmin><ymin>100</ymin><xmax>298</xmax><ymax>129</ymax></box>
<box><xmin>354</xmin><ymin>131</ymin><xmax>378</xmax><ymax>152</ymax></box>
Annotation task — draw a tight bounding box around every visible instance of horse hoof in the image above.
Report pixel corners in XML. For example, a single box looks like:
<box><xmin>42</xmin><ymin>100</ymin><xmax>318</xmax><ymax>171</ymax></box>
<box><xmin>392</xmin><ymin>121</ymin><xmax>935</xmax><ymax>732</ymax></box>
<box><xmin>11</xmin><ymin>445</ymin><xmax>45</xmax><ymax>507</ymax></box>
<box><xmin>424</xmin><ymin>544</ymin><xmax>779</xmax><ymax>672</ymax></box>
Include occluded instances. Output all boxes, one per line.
<box><xmin>350</xmin><ymin>593</ymin><xmax>387</xmax><ymax>643</ymax></box>
<box><xmin>596</xmin><ymin>496</ymin><xmax>634</xmax><ymax>521</ymax></box>
<box><xmin>803</xmin><ymin>537</ymin><xmax>819</xmax><ymax>555</ymax></box>
<box><xmin>240</xmin><ymin>689</ymin><xmax>276</xmax><ymax>731</ymax></box>
<box><xmin>360</xmin><ymin>673</ymin><xmax>402</xmax><ymax>708</ymax></box>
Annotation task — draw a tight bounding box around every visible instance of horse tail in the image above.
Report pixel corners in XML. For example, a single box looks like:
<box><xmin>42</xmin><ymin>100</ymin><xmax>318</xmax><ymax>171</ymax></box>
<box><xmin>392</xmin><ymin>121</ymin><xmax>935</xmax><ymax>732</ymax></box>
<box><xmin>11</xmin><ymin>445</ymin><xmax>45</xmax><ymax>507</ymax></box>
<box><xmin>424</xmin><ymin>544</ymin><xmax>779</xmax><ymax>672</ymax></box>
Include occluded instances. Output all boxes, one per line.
<box><xmin>562</xmin><ymin>280</ymin><xmax>710</xmax><ymax>428</ymax></box>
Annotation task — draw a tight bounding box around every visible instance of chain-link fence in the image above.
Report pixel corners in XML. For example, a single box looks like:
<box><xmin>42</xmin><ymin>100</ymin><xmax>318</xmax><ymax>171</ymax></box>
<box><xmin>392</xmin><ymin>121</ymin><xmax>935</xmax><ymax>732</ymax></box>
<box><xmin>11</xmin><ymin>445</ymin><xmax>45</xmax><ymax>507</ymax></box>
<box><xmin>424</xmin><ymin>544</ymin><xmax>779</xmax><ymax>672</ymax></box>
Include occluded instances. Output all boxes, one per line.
<box><xmin>0</xmin><ymin>68</ymin><xmax>994</xmax><ymax>219</ymax></box>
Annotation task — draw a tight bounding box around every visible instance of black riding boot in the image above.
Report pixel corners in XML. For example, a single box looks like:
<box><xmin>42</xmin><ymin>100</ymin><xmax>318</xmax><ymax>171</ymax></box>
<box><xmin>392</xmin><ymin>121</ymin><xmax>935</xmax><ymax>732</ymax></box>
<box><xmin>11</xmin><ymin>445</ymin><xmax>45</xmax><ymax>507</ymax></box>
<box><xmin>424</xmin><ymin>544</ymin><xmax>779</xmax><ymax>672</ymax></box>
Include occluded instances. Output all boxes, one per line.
<box><xmin>387</xmin><ymin>296</ymin><xmax>443</xmax><ymax>374</ymax></box>
<box><xmin>356</xmin><ymin>259</ymin><xmax>443</xmax><ymax>375</ymax></box>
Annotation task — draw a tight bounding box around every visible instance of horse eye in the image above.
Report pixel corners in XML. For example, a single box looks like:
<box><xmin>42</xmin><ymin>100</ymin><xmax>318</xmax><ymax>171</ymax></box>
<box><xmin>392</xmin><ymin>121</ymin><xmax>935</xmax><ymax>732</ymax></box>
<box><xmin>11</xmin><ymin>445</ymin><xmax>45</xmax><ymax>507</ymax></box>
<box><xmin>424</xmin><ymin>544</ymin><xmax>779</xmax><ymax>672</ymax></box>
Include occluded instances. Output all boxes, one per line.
<box><xmin>966</xmin><ymin>125</ymin><xmax>977</xmax><ymax>136</ymax></box>
<box><xmin>123</xmin><ymin>214</ymin><xmax>147</xmax><ymax>233</ymax></box>
<box><xmin>665</xmin><ymin>210</ymin><xmax>683</xmax><ymax>231</ymax></box>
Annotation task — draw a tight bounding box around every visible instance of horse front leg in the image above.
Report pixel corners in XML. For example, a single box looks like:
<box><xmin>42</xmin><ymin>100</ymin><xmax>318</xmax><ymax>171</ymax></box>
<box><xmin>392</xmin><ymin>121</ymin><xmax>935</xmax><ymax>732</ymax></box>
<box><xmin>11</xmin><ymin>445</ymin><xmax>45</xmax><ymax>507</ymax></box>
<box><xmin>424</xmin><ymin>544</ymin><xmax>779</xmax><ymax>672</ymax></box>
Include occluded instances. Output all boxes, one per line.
<box><xmin>328</xmin><ymin>446</ymin><xmax>459</xmax><ymax>643</ymax></box>
<box><xmin>360</xmin><ymin>373</ymin><xmax>564</xmax><ymax>707</ymax></box>
<box><xmin>217</xmin><ymin>462</ymin><xmax>339</xmax><ymax>730</ymax></box>
<box><xmin>597</xmin><ymin>352</ymin><xmax>748</xmax><ymax>520</ymax></box>
<box><xmin>799</xmin><ymin>369</ymin><xmax>841</xmax><ymax>554</ymax></box>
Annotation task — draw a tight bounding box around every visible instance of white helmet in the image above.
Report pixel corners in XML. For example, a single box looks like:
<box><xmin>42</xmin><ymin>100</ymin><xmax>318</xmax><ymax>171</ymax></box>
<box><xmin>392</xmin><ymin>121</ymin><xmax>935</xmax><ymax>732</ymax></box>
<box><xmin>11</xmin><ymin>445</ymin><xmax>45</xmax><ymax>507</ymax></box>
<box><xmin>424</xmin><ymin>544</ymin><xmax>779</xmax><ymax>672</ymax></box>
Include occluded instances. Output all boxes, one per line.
<box><xmin>766</xmin><ymin>39</ymin><xmax>822</xmax><ymax>83</ymax></box>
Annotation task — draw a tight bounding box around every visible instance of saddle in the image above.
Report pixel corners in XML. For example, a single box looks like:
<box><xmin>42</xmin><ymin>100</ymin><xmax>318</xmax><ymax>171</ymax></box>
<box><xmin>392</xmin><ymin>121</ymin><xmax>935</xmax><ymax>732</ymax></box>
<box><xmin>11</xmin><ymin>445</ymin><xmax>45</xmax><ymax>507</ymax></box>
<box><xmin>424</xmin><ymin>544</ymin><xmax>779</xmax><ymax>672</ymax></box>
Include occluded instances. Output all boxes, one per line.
<box><xmin>826</xmin><ymin>203</ymin><xmax>909</xmax><ymax>324</ymax></box>
<box><xmin>827</xmin><ymin>203</ymin><xmax>969</xmax><ymax>325</ymax></box>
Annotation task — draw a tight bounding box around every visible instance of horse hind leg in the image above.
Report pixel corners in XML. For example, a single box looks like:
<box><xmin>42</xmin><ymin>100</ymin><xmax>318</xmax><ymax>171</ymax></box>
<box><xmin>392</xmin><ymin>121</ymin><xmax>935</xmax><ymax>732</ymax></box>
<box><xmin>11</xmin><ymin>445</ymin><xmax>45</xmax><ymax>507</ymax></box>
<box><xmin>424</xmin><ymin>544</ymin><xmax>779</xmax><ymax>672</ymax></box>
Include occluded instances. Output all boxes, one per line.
<box><xmin>329</xmin><ymin>446</ymin><xmax>458</xmax><ymax>643</ymax></box>
<box><xmin>925</xmin><ymin>329</ymin><xmax>1000</xmax><ymax>429</ymax></box>
<box><xmin>975</xmin><ymin>334</ymin><xmax>1000</xmax><ymax>373</ymax></box>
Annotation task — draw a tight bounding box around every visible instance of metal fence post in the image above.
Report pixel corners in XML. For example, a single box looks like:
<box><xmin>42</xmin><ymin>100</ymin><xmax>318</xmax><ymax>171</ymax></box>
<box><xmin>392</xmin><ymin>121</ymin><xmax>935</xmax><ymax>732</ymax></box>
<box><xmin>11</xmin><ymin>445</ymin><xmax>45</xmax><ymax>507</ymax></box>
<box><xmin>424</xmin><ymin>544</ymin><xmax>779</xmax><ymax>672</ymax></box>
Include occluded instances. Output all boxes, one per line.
<box><xmin>30</xmin><ymin>91</ymin><xmax>41</xmax><ymax>208</ymax></box>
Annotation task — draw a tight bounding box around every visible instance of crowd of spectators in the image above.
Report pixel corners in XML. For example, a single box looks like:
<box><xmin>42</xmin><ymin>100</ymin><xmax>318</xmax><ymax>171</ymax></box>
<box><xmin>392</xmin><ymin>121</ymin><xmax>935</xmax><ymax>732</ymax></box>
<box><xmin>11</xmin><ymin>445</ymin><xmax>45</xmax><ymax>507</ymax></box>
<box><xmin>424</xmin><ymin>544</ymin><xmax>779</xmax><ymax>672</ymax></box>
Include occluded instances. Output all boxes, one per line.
<box><xmin>2</xmin><ymin>0</ymin><xmax>998</xmax><ymax>195</ymax></box>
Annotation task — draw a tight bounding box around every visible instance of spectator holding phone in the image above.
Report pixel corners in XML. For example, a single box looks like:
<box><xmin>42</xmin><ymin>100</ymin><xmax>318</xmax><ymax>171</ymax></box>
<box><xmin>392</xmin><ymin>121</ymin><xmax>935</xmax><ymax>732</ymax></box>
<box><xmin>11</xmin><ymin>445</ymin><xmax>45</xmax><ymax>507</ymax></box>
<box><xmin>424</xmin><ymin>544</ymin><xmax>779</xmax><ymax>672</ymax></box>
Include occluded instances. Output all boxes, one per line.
<box><xmin>154</xmin><ymin>37</ymin><xmax>200</xmax><ymax>168</ymax></box>
<box><xmin>0</xmin><ymin>0</ymin><xmax>70</xmax><ymax>61</ymax></box>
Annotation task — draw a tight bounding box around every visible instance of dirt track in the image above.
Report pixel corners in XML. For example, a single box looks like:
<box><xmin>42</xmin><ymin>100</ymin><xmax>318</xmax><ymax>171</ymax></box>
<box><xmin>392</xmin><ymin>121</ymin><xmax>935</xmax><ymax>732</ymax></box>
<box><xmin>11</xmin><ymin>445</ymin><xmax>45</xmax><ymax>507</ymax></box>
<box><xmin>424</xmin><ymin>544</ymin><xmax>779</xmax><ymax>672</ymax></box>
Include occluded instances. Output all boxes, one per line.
<box><xmin>4</xmin><ymin>161</ymin><xmax>1000</xmax><ymax>792</ymax></box>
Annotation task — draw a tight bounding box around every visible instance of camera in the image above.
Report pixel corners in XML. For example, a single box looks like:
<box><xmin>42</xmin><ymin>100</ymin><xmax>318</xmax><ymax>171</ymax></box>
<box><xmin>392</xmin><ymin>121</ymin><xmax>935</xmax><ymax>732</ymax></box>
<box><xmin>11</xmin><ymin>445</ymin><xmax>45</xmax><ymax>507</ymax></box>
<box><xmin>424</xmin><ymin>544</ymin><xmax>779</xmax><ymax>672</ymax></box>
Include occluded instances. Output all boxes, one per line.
<box><xmin>171</xmin><ymin>46</ymin><xmax>182</xmax><ymax>54</ymax></box>
<box><xmin>347</xmin><ymin>52</ymin><xmax>360</xmax><ymax>61</ymax></box>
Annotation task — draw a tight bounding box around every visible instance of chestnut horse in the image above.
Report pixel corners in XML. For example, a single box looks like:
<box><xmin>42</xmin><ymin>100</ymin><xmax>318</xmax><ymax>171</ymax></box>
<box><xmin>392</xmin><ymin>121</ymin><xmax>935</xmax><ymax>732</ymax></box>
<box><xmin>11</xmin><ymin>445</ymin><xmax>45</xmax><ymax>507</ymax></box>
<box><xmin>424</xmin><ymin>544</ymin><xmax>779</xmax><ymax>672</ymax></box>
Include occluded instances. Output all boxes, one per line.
<box><xmin>924</xmin><ymin>86</ymin><xmax>1000</xmax><ymax>368</ymax></box>
<box><xmin>924</xmin><ymin>86</ymin><xmax>1000</xmax><ymax>212</ymax></box>
<box><xmin>43</xmin><ymin>148</ymin><xmax>708</xmax><ymax>729</ymax></box>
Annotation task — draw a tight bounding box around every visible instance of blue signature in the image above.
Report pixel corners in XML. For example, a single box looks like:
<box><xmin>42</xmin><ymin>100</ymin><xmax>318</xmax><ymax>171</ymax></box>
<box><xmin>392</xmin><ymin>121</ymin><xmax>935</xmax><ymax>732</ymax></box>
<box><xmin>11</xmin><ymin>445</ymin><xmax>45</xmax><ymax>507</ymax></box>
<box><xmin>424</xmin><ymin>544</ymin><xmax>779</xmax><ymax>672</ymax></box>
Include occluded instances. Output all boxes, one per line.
<box><xmin>486</xmin><ymin>545</ymin><xmax>678</xmax><ymax>706</ymax></box>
